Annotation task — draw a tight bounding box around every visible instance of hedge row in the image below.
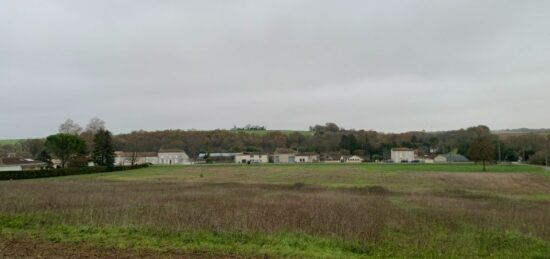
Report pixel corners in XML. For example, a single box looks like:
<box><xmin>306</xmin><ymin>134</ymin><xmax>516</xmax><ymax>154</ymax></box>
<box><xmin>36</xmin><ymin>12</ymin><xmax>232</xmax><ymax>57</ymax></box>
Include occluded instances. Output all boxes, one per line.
<box><xmin>0</xmin><ymin>164</ymin><xmax>149</xmax><ymax>180</ymax></box>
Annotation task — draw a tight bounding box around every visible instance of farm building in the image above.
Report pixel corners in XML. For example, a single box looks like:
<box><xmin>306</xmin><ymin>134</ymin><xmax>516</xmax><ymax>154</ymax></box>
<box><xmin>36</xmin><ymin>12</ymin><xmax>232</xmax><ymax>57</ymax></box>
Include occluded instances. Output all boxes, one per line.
<box><xmin>114</xmin><ymin>149</ymin><xmax>190</xmax><ymax>165</ymax></box>
<box><xmin>0</xmin><ymin>157</ymin><xmax>46</xmax><ymax>171</ymax></box>
<box><xmin>114</xmin><ymin>151</ymin><xmax>159</xmax><ymax>166</ymax></box>
<box><xmin>273</xmin><ymin>148</ymin><xmax>320</xmax><ymax>163</ymax></box>
<box><xmin>391</xmin><ymin>148</ymin><xmax>416</xmax><ymax>163</ymax></box>
<box><xmin>434</xmin><ymin>154</ymin><xmax>470</xmax><ymax>163</ymax></box>
<box><xmin>235</xmin><ymin>153</ymin><xmax>268</xmax><ymax>164</ymax></box>
<box><xmin>273</xmin><ymin>148</ymin><xmax>297</xmax><ymax>163</ymax></box>
<box><xmin>158</xmin><ymin>149</ymin><xmax>190</xmax><ymax>165</ymax></box>
<box><xmin>294</xmin><ymin>153</ymin><xmax>320</xmax><ymax>163</ymax></box>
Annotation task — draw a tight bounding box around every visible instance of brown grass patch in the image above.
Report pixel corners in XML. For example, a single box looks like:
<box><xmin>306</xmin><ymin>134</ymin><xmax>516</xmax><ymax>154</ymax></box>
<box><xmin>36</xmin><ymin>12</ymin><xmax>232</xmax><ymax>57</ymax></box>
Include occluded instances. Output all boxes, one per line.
<box><xmin>0</xmin><ymin>238</ymin><xmax>245</xmax><ymax>258</ymax></box>
<box><xmin>418</xmin><ymin>173</ymin><xmax>550</xmax><ymax>194</ymax></box>
<box><xmin>0</xmin><ymin>180</ymin><xmax>393</xmax><ymax>242</ymax></box>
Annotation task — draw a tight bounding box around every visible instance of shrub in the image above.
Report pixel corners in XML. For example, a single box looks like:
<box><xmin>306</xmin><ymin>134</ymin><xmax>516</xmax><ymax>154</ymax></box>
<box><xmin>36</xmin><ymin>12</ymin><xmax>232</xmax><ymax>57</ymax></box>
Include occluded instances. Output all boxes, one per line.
<box><xmin>0</xmin><ymin>164</ymin><xmax>149</xmax><ymax>181</ymax></box>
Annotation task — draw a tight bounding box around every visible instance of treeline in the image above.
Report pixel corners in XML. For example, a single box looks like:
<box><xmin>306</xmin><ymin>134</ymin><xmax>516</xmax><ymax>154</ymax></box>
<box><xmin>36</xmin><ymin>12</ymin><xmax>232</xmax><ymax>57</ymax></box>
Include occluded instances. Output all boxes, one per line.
<box><xmin>113</xmin><ymin>123</ymin><xmax>548</xmax><ymax>165</ymax></box>
<box><xmin>113</xmin><ymin>124</ymin><xmax>478</xmax><ymax>160</ymax></box>
<box><xmin>0</xmin><ymin>164</ymin><xmax>148</xmax><ymax>180</ymax></box>
<box><xmin>2</xmin><ymin>122</ymin><xmax>548</xmax><ymax>166</ymax></box>
<box><xmin>231</xmin><ymin>124</ymin><xmax>266</xmax><ymax>131</ymax></box>
<box><xmin>0</xmin><ymin>117</ymin><xmax>115</xmax><ymax>169</ymax></box>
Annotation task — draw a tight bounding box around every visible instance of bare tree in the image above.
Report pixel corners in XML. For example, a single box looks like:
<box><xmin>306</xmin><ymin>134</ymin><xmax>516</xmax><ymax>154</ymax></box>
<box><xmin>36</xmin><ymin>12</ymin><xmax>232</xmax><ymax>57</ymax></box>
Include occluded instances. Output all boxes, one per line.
<box><xmin>468</xmin><ymin>126</ymin><xmax>495</xmax><ymax>172</ymax></box>
<box><xmin>85</xmin><ymin>117</ymin><xmax>106</xmax><ymax>134</ymax></box>
<box><xmin>59</xmin><ymin>118</ymin><xmax>82</xmax><ymax>135</ymax></box>
<box><xmin>129</xmin><ymin>152</ymin><xmax>138</xmax><ymax>166</ymax></box>
<box><xmin>20</xmin><ymin>139</ymin><xmax>45</xmax><ymax>158</ymax></box>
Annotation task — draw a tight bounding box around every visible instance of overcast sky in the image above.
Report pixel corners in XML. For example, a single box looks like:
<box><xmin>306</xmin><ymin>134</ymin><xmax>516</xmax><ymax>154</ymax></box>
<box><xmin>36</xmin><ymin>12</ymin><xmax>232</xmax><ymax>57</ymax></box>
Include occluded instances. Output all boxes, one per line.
<box><xmin>1</xmin><ymin>1</ymin><xmax>549</xmax><ymax>139</ymax></box>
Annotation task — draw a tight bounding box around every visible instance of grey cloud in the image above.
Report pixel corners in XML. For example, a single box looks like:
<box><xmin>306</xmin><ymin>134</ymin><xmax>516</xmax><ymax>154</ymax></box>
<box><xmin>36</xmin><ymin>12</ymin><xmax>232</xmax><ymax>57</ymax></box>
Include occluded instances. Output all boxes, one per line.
<box><xmin>1</xmin><ymin>0</ymin><xmax>549</xmax><ymax>138</ymax></box>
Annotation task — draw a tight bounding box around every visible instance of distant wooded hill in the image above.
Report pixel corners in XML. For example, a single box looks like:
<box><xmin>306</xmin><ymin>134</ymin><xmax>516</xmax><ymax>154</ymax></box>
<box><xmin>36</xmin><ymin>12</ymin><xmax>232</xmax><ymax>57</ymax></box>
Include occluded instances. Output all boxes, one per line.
<box><xmin>492</xmin><ymin>128</ymin><xmax>550</xmax><ymax>135</ymax></box>
<box><xmin>2</xmin><ymin>125</ymin><xmax>548</xmax><ymax>166</ymax></box>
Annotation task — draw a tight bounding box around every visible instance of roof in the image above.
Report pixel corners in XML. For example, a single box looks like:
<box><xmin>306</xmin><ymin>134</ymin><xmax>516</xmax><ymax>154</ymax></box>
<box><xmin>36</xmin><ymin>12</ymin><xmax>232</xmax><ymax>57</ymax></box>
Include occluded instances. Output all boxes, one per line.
<box><xmin>437</xmin><ymin>154</ymin><xmax>469</xmax><ymax>162</ymax></box>
<box><xmin>115</xmin><ymin>151</ymin><xmax>158</xmax><ymax>157</ymax></box>
<box><xmin>158</xmin><ymin>148</ymin><xmax>186</xmax><ymax>153</ymax></box>
<box><xmin>421</xmin><ymin>154</ymin><xmax>438</xmax><ymax>159</ymax></box>
<box><xmin>391</xmin><ymin>148</ymin><xmax>414</xmax><ymax>152</ymax></box>
<box><xmin>236</xmin><ymin>152</ymin><xmax>266</xmax><ymax>155</ymax></box>
<box><xmin>0</xmin><ymin>157</ymin><xmax>45</xmax><ymax>166</ymax></box>
<box><xmin>296</xmin><ymin>153</ymin><xmax>319</xmax><ymax>157</ymax></box>
<box><xmin>198</xmin><ymin>153</ymin><xmax>237</xmax><ymax>158</ymax></box>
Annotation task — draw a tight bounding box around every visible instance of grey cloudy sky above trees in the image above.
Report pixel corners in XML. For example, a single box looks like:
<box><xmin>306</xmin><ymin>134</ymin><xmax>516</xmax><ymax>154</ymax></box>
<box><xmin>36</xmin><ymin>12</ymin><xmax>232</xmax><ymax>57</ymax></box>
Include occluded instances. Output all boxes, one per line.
<box><xmin>1</xmin><ymin>0</ymin><xmax>549</xmax><ymax>138</ymax></box>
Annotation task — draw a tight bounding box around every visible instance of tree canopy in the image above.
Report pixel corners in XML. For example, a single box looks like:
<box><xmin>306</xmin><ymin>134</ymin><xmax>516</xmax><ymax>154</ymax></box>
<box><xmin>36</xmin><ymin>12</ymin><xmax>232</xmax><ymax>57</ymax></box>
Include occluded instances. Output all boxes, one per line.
<box><xmin>92</xmin><ymin>129</ymin><xmax>115</xmax><ymax>167</ymax></box>
<box><xmin>58</xmin><ymin>118</ymin><xmax>83</xmax><ymax>135</ymax></box>
<box><xmin>468</xmin><ymin>126</ymin><xmax>495</xmax><ymax>171</ymax></box>
<box><xmin>45</xmin><ymin>133</ymin><xmax>87</xmax><ymax>168</ymax></box>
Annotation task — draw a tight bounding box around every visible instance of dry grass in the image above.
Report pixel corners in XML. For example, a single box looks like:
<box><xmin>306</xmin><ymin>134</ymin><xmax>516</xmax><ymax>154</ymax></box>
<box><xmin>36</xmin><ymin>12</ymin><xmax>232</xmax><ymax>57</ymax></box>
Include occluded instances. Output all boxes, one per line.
<box><xmin>0</xmin><ymin>181</ymin><xmax>393</xmax><ymax>242</ymax></box>
<box><xmin>2</xmin><ymin>178</ymin><xmax>550</xmax><ymax>242</ymax></box>
<box><xmin>1</xmin><ymin>165</ymin><xmax>550</xmax><ymax>257</ymax></box>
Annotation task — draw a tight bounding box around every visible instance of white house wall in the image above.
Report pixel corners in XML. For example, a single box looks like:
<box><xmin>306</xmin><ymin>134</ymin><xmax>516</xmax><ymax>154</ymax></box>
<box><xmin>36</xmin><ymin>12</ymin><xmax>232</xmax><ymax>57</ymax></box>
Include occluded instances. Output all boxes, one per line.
<box><xmin>0</xmin><ymin>165</ymin><xmax>22</xmax><ymax>172</ymax></box>
<box><xmin>235</xmin><ymin>154</ymin><xmax>268</xmax><ymax>164</ymax></box>
<box><xmin>391</xmin><ymin>151</ymin><xmax>415</xmax><ymax>162</ymax></box>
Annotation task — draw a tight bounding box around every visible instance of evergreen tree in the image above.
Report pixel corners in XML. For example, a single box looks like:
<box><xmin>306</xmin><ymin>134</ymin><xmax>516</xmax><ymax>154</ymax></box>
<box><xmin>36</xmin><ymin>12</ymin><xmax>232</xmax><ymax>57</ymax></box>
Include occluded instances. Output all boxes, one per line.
<box><xmin>36</xmin><ymin>149</ymin><xmax>53</xmax><ymax>168</ymax></box>
<box><xmin>339</xmin><ymin>134</ymin><xmax>359</xmax><ymax>154</ymax></box>
<box><xmin>92</xmin><ymin>129</ymin><xmax>115</xmax><ymax>167</ymax></box>
<box><xmin>45</xmin><ymin>133</ymin><xmax>87</xmax><ymax>168</ymax></box>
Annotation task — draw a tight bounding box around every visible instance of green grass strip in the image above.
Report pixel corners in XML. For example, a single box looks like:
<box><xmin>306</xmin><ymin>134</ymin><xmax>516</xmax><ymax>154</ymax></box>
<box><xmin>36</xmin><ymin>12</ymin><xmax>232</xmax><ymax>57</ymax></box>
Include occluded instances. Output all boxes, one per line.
<box><xmin>1</xmin><ymin>213</ymin><xmax>548</xmax><ymax>258</ymax></box>
<box><xmin>0</xmin><ymin>214</ymin><xmax>365</xmax><ymax>258</ymax></box>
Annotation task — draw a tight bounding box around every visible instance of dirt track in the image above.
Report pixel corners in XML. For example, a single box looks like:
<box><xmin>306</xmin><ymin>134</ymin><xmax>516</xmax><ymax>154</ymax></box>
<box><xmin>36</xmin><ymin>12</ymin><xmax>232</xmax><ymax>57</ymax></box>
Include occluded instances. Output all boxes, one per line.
<box><xmin>0</xmin><ymin>239</ymin><xmax>253</xmax><ymax>259</ymax></box>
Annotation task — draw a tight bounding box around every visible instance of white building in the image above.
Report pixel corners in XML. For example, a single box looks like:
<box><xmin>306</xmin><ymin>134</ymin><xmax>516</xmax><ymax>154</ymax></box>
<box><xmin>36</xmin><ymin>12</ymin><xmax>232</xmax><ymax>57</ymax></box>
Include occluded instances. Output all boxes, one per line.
<box><xmin>273</xmin><ymin>148</ymin><xmax>320</xmax><ymax>163</ymax></box>
<box><xmin>294</xmin><ymin>153</ymin><xmax>320</xmax><ymax>163</ymax></box>
<box><xmin>0</xmin><ymin>157</ymin><xmax>46</xmax><ymax>171</ymax></box>
<box><xmin>273</xmin><ymin>148</ymin><xmax>297</xmax><ymax>163</ymax></box>
<box><xmin>158</xmin><ymin>149</ymin><xmax>190</xmax><ymax>165</ymax></box>
<box><xmin>434</xmin><ymin>154</ymin><xmax>469</xmax><ymax>163</ymax></box>
<box><xmin>114</xmin><ymin>149</ymin><xmax>189</xmax><ymax>166</ymax></box>
<box><xmin>114</xmin><ymin>151</ymin><xmax>159</xmax><ymax>166</ymax></box>
<box><xmin>235</xmin><ymin>153</ymin><xmax>268</xmax><ymax>164</ymax></box>
<box><xmin>391</xmin><ymin>148</ymin><xmax>415</xmax><ymax>163</ymax></box>
<box><xmin>343</xmin><ymin>155</ymin><xmax>363</xmax><ymax>163</ymax></box>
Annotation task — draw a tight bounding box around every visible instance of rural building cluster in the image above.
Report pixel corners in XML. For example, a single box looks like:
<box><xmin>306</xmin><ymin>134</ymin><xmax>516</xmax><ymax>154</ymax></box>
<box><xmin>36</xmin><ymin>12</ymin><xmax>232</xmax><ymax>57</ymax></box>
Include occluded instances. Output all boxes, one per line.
<box><xmin>109</xmin><ymin>147</ymin><xmax>470</xmax><ymax>166</ymax></box>
<box><xmin>0</xmin><ymin>157</ymin><xmax>46</xmax><ymax>171</ymax></box>
<box><xmin>1</xmin><ymin>147</ymin><xmax>472</xmax><ymax>171</ymax></box>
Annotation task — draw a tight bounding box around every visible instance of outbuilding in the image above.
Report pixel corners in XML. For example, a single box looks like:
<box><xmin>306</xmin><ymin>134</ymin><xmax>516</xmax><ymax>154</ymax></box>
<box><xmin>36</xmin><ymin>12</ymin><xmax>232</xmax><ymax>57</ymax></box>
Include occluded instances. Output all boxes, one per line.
<box><xmin>0</xmin><ymin>157</ymin><xmax>46</xmax><ymax>171</ymax></box>
<box><xmin>294</xmin><ymin>153</ymin><xmax>320</xmax><ymax>163</ymax></box>
<box><xmin>235</xmin><ymin>153</ymin><xmax>268</xmax><ymax>164</ymax></box>
<box><xmin>434</xmin><ymin>154</ymin><xmax>470</xmax><ymax>163</ymax></box>
<box><xmin>273</xmin><ymin>148</ymin><xmax>297</xmax><ymax>163</ymax></box>
<box><xmin>158</xmin><ymin>149</ymin><xmax>190</xmax><ymax>165</ymax></box>
<box><xmin>391</xmin><ymin>148</ymin><xmax>416</xmax><ymax>163</ymax></box>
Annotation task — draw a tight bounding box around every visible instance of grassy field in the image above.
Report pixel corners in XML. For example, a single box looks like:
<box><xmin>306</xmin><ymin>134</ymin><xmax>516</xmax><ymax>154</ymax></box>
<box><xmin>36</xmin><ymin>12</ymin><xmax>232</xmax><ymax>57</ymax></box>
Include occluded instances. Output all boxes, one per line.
<box><xmin>1</xmin><ymin>164</ymin><xmax>550</xmax><ymax>258</ymax></box>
